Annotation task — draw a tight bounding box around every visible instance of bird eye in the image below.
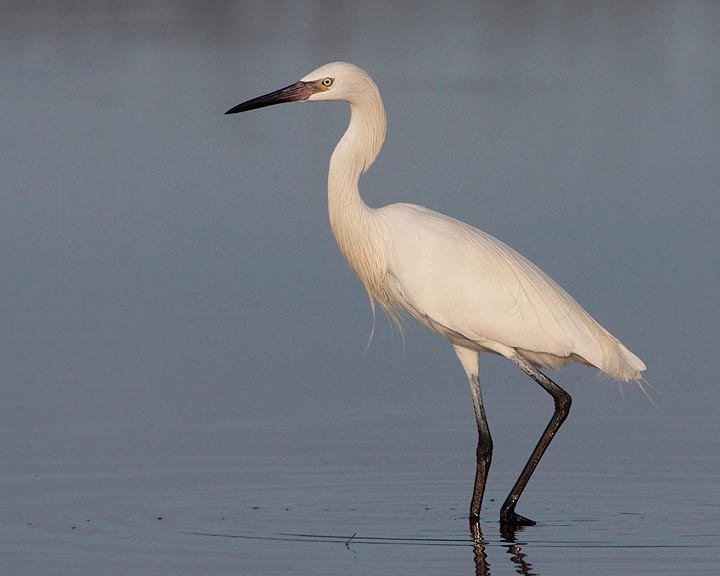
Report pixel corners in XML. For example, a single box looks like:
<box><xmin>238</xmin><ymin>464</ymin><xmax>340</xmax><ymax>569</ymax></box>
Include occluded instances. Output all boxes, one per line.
<box><xmin>321</xmin><ymin>78</ymin><xmax>334</xmax><ymax>88</ymax></box>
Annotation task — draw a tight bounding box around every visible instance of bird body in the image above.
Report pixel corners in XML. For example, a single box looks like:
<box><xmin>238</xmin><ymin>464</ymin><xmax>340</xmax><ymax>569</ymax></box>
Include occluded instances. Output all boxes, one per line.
<box><xmin>226</xmin><ymin>61</ymin><xmax>646</xmax><ymax>527</ymax></box>
<box><xmin>374</xmin><ymin>202</ymin><xmax>644</xmax><ymax>381</ymax></box>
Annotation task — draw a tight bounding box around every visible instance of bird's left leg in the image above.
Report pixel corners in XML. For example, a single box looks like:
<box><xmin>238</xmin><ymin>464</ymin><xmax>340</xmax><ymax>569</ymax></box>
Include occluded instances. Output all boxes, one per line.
<box><xmin>454</xmin><ymin>346</ymin><xmax>493</xmax><ymax>521</ymax></box>
<box><xmin>500</xmin><ymin>354</ymin><xmax>572</xmax><ymax>527</ymax></box>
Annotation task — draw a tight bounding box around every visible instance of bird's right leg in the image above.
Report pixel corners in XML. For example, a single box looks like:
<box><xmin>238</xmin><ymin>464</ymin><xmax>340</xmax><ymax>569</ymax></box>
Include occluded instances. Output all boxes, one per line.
<box><xmin>454</xmin><ymin>346</ymin><xmax>493</xmax><ymax>521</ymax></box>
<box><xmin>469</xmin><ymin>371</ymin><xmax>493</xmax><ymax>520</ymax></box>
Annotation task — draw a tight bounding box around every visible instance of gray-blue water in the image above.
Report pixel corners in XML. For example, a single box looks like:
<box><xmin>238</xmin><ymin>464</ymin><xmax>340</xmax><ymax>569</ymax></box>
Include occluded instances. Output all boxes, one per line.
<box><xmin>2</xmin><ymin>2</ymin><xmax>718</xmax><ymax>574</ymax></box>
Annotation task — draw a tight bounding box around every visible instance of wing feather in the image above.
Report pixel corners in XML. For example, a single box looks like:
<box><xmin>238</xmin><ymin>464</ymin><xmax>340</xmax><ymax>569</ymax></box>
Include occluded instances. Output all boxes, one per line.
<box><xmin>378</xmin><ymin>203</ymin><xmax>642</xmax><ymax>379</ymax></box>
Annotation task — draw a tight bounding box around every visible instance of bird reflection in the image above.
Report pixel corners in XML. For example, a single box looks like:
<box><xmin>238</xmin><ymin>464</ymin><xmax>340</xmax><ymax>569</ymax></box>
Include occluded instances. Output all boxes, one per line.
<box><xmin>470</xmin><ymin>520</ymin><xmax>491</xmax><ymax>576</ymax></box>
<box><xmin>470</xmin><ymin>520</ymin><xmax>538</xmax><ymax>576</ymax></box>
<box><xmin>499</xmin><ymin>524</ymin><xmax>536</xmax><ymax>576</ymax></box>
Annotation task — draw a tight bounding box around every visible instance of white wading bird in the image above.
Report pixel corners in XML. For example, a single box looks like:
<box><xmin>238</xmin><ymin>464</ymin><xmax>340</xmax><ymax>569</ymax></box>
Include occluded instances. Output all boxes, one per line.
<box><xmin>226</xmin><ymin>62</ymin><xmax>646</xmax><ymax>527</ymax></box>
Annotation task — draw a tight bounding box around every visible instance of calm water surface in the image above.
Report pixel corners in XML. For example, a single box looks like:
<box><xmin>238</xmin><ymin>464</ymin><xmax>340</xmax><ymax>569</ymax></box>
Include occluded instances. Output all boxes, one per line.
<box><xmin>2</xmin><ymin>2</ymin><xmax>719</xmax><ymax>574</ymax></box>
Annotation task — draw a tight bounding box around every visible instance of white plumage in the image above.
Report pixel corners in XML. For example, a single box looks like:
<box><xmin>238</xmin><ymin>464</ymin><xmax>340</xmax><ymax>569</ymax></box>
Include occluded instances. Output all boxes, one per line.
<box><xmin>226</xmin><ymin>61</ymin><xmax>646</xmax><ymax>527</ymax></box>
<box><xmin>379</xmin><ymin>202</ymin><xmax>645</xmax><ymax>381</ymax></box>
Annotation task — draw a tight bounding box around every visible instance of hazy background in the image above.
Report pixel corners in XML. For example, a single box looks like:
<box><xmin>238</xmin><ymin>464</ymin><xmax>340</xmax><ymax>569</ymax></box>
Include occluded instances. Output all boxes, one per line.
<box><xmin>1</xmin><ymin>2</ymin><xmax>718</xmax><ymax>574</ymax></box>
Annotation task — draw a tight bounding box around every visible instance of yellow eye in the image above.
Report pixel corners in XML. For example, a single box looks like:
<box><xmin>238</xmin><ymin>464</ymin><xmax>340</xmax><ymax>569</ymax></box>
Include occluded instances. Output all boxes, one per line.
<box><xmin>321</xmin><ymin>77</ymin><xmax>334</xmax><ymax>88</ymax></box>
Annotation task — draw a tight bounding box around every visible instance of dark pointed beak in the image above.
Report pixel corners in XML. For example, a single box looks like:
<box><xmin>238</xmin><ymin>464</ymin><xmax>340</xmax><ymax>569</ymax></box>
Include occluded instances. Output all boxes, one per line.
<box><xmin>225</xmin><ymin>81</ymin><xmax>318</xmax><ymax>115</ymax></box>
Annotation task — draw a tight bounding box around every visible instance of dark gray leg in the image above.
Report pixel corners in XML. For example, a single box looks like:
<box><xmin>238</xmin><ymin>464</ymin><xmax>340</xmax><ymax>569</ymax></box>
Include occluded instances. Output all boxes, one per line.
<box><xmin>500</xmin><ymin>354</ymin><xmax>572</xmax><ymax>526</ymax></box>
<box><xmin>469</xmin><ymin>372</ymin><xmax>493</xmax><ymax>520</ymax></box>
<box><xmin>453</xmin><ymin>346</ymin><xmax>493</xmax><ymax>521</ymax></box>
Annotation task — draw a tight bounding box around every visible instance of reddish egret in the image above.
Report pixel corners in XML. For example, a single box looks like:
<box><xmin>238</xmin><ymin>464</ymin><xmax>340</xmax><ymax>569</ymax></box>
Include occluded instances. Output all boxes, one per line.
<box><xmin>226</xmin><ymin>62</ymin><xmax>646</xmax><ymax>527</ymax></box>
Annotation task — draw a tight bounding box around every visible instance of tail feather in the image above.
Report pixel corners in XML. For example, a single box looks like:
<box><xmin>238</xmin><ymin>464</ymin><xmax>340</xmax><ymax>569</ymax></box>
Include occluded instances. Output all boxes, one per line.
<box><xmin>600</xmin><ymin>338</ymin><xmax>646</xmax><ymax>382</ymax></box>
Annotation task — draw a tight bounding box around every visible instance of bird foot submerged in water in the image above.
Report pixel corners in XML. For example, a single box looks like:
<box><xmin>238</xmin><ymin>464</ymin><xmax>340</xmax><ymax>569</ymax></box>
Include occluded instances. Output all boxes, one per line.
<box><xmin>500</xmin><ymin>511</ymin><xmax>536</xmax><ymax>527</ymax></box>
<box><xmin>498</xmin><ymin>511</ymin><xmax>536</xmax><ymax>541</ymax></box>
<box><xmin>469</xmin><ymin>511</ymin><xmax>536</xmax><ymax>543</ymax></box>
<box><xmin>469</xmin><ymin>510</ymin><xmax>535</xmax><ymax>528</ymax></box>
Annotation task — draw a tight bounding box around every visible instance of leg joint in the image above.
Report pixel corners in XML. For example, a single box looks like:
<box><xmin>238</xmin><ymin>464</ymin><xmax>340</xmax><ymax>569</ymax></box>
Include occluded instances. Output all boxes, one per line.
<box><xmin>554</xmin><ymin>389</ymin><xmax>572</xmax><ymax>416</ymax></box>
<box><xmin>476</xmin><ymin>435</ymin><xmax>493</xmax><ymax>458</ymax></box>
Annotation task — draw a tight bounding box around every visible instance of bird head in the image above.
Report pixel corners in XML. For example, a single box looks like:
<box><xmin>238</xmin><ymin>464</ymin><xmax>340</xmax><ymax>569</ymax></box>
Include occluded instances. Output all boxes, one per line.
<box><xmin>225</xmin><ymin>62</ymin><xmax>376</xmax><ymax>114</ymax></box>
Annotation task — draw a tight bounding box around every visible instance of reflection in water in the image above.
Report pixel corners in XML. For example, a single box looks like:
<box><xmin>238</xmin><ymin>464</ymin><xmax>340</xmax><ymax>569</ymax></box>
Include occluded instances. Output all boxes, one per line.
<box><xmin>191</xmin><ymin>522</ymin><xmax>544</xmax><ymax>575</ymax></box>
<box><xmin>470</xmin><ymin>520</ymin><xmax>537</xmax><ymax>576</ymax></box>
<box><xmin>191</xmin><ymin>518</ymin><xmax>720</xmax><ymax>575</ymax></box>
<box><xmin>470</xmin><ymin>521</ymin><xmax>491</xmax><ymax>575</ymax></box>
<box><xmin>473</xmin><ymin>541</ymin><xmax>490</xmax><ymax>576</ymax></box>
<box><xmin>503</xmin><ymin>539</ymin><xmax>536</xmax><ymax>576</ymax></box>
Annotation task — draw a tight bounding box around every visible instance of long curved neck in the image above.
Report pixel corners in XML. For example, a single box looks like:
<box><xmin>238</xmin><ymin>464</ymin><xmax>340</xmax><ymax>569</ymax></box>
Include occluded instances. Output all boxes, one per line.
<box><xmin>328</xmin><ymin>84</ymin><xmax>386</xmax><ymax>253</ymax></box>
<box><xmin>327</xmin><ymin>81</ymin><xmax>389</xmax><ymax>306</ymax></box>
